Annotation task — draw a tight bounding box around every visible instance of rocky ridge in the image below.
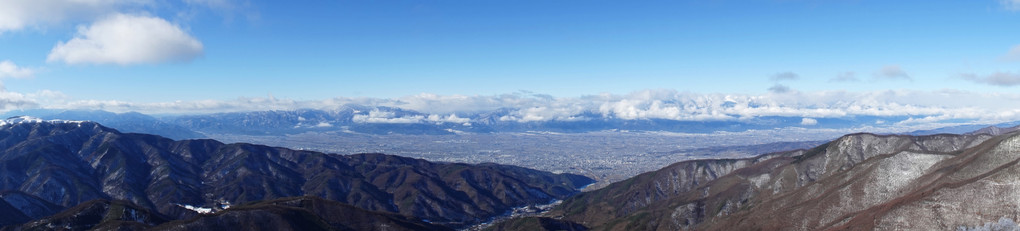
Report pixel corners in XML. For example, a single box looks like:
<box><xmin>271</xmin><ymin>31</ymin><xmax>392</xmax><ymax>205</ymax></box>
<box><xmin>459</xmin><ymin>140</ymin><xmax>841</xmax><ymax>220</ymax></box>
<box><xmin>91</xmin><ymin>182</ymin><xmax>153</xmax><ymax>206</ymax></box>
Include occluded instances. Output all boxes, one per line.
<box><xmin>544</xmin><ymin>131</ymin><xmax>1020</xmax><ymax>230</ymax></box>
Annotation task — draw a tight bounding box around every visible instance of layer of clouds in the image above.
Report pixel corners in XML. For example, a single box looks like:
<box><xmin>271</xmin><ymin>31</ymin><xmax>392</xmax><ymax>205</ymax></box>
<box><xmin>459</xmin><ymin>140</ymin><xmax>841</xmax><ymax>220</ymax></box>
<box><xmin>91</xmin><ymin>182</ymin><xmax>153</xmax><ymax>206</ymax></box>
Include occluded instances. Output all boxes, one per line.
<box><xmin>427</xmin><ymin>114</ymin><xmax>471</xmax><ymax>124</ymax></box>
<box><xmin>48</xmin><ymin>14</ymin><xmax>204</xmax><ymax>65</ymax></box>
<box><xmin>770</xmin><ymin>72</ymin><xmax>799</xmax><ymax>81</ymax></box>
<box><xmin>961</xmin><ymin>72</ymin><xmax>1020</xmax><ymax>86</ymax></box>
<box><xmin>0</xmin><ymin>61</ymin><xmax>34</xmax><ymax>79</ymax></box>
<box><xmin>352</xmin><ymin>109</ymin><xmax>423</xmax><ymax>124</ymax></box>
<box><xmin>4</xmin><ymin>89</ymin><xmax>1020</xmax><ymax>127</ymax></box>
<box><xmin>0</xmin><ymin>86</ymin><xmax>48</xmax><ymax>111</ymax></box>
<box><xmin>800</xmin><ymin>118</ymin><xmax>818</xmax><ymax>126</ymax></box>
<box><xmin>875</xmin><ymin>65</ymin><xmax>912</xmax><ymax>81</ymax></box>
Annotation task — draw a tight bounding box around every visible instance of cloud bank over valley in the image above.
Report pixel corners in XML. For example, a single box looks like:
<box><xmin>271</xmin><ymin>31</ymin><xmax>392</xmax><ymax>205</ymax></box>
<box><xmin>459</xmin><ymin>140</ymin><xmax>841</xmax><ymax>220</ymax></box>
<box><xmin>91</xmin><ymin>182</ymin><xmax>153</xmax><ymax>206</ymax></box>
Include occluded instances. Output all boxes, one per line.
<box><xmin>2</xmin><ymin>89</ymin><xmax>1019</xmax><ymax>133</ymax></box>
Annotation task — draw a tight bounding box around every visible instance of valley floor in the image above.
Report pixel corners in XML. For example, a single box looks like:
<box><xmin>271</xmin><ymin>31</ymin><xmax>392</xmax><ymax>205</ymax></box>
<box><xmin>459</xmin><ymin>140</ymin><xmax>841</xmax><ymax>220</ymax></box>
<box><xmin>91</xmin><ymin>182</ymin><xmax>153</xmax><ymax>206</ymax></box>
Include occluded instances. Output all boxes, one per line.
<box><xmin>211</xmin><ymin>129</ymin><xmax>837</xmax><ymax>189</ymax></box>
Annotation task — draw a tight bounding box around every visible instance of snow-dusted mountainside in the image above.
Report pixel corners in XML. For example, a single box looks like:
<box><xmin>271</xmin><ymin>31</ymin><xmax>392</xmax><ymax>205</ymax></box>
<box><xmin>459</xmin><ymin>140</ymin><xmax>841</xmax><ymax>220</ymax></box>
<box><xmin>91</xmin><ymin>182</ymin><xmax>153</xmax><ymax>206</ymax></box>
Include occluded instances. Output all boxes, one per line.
<box><xmin>530</xmin><ymin>131</ymin><xmax>1020</xmax><ymax>230</ymax></box>
<box><xmin>0</xmin><ymin>110</ymin><xmax>205</xmax><ymax>140</ymax></box>
<box><xmin>0</xmin><ymin>116</ymin><xmax>84</xmax><ymax>126</ymax></box>
<box><xmin>0</xmin><ymin>119</ymin><xmax>592</xmax><ymax>229</ymax></box>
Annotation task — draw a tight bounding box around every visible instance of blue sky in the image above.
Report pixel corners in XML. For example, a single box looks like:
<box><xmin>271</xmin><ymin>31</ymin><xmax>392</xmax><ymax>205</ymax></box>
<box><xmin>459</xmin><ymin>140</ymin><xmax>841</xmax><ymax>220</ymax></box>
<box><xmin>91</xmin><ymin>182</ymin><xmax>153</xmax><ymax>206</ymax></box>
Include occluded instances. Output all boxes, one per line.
<box><xmin>2</xmin><ymin>0</ymin><xmax>1020</xmax><ymax>123</ymax></box>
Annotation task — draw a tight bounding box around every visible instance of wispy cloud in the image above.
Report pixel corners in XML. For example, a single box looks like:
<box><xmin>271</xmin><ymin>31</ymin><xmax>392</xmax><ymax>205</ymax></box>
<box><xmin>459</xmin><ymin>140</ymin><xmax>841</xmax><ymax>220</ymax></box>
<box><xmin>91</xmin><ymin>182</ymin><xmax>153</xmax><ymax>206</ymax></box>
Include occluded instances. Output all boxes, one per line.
<box><xmin>1004</xmin><ymin>44</ymin><xmax>1020</xmax><ymax>61</ymax></box>
<box><xmin>874</xmin><ymin>65</ymin><xmax>912</xmax><ymax>81</ymax></box>
<box><xmin>1002</xmin><ymin>0</ymin><xmax>1020</xmax><ymax>11</ymax></box>
<box><xmin>770</xmin><ymin>72</ymin><xmax>799</xmax><ymax>81</ymax></box>
<box><xmin>830</xmin><ymin>72</ymin><xmax>859</xmax><ymax>82</ymax></box>
<box><xmin>181</xmin><ymin>0</ymin><xmax>259</xmax><ymax>21</ymax></box>
<box><xmin>768</xmin><ymin>84</ymin><xmax>792</xmax><ymax>94</ymax></box>
<box><xmin>0</xmin><ymin>0</ymin><xmax>150</xmax><ymax>33</ymax></box>
<box><xmin>961</xmin><ymin>72</ymin><xmax>1020</xmax><ymax>86</ymax></box>
<box><xmin>48</xmin><ymin>14</ymin><xmax>204</xmax><ymax>65</ymax></box>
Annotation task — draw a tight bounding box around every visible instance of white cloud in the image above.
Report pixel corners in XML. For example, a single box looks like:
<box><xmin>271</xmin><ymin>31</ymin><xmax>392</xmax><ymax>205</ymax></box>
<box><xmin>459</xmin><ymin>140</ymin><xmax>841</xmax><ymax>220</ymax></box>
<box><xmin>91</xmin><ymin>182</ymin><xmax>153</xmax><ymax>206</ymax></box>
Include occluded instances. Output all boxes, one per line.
<box><xmin>0</xmin><ymin>0</ymin><xmax>150</xmax><ymax>33</ymax></box>
<box><xmin>0</xmin><ymin>0</ymin><xmax>248</xmax><ymax>33</ymax></box>
<box><xmin>48</xmin><ymin>14</ymin><xmax>204</xmax><ymax>65</ymax></box>
<box><xmin>0</xmin><ymin>61</ymin><xmax>35</xmax><ymax>79</ymax></box>
<box><xmin>352</xmin><ymin>109</ymin><xmax>424</xmax><ymax>124</ymax></box>
<box><xmin>426</xmin><ymin>114</ymin><xmax>471</xmax><ymax>124</ymax></box>
<box><xmin>800</xmin><ymin>118</ymin><xmax>818</xmax><ymax>126</ymax></box>
<box><xmin>0</xmin><ymin>87</ymin><xmax>69</xmax><ymax>112</ymax></box>
<box><xmin>875</xmin><ymin>65</ymin><xmax>911</xmax><ymax>81</ymax></box>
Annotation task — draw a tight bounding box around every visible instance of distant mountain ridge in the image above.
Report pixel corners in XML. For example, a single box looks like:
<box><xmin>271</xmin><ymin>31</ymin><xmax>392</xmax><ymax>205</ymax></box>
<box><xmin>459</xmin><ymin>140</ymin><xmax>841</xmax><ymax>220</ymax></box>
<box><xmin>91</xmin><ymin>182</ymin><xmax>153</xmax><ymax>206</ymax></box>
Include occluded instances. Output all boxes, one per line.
<box><xmin>0</xmin><ymin>116</ymin><xmax>592</xmax><ymax>229</ymax></box>
<box><xmin>905</xmin><ymin>121</ymin><xmax>1020</xmax><ymax>136</ymax></box>
<box><xmin>3</xmin><ymin>108</ymin><xmax>951</xmax><ymax>138</ymax></box>
<box><xmin>0</xmin><ymin>110</ymin><xmax>204</xmax><ymax>140</ymax></box>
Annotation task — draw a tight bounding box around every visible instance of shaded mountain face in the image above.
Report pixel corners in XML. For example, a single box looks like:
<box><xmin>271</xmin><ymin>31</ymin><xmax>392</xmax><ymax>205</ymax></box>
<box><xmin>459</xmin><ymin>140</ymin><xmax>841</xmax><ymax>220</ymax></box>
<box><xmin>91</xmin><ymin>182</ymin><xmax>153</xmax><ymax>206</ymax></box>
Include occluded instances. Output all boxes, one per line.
<box><xmin>483</xmin><ymin>217</ymin><xmax>587</xmax><ymax>231</ymax></box>
<box><xmin>151</xmin><ymin>196</ymin><xmax>453</xmax><ymax>231</ymax></box>
<box><xmin>7</xmin><ymin>199</ymin><xmax>169</xmax><ymax>231</ymax></box>
<box><xmin>5</xmin><ymin>196</ymin><xmax>450</xmax><ymax>231</ymax></box>
<box><xmin>0</xmin><ymin>116</ymin><xmax>592</xmax><ymax>228</ymax></box>
<box><xmin>549</xmin><ymin>131</ymin><xmax>1020</xmax><ymax>230</ymax></box>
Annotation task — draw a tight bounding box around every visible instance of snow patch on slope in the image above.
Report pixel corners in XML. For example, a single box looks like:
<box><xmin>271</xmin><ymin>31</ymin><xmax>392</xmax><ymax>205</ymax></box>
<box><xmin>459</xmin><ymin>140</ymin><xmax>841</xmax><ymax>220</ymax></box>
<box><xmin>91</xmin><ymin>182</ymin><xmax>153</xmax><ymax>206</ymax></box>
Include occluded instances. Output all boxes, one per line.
<box><xmin>175</xmin><ymin>203</ymin><xmax>213</xmax><ymax>214</ymax></box>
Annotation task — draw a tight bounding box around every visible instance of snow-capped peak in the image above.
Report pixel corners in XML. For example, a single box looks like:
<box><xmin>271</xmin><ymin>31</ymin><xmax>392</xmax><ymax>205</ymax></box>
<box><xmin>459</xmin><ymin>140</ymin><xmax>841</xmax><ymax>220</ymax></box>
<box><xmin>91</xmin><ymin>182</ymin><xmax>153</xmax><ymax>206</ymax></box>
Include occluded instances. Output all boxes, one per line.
<box><xmin>0</xmin><ymin>116</ymin><xmax>86</xmax><ymax>126</ymax></box>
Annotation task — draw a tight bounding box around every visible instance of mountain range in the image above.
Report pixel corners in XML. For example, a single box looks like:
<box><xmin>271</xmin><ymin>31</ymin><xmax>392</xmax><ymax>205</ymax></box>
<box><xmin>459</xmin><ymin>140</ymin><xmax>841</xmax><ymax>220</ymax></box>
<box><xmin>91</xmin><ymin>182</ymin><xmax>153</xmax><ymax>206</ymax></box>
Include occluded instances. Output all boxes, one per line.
<box><xmin>5</xmin><ymin>114</ymin><xmax>1020</xmax><ymax>230</ymax></box>
<box><xmin>1</xmin><ymin>108</ymin><xmax>964</xmax><ymax>139</ymax></box>
<box><xmin>0</xmin><ymin>116</ymin><xmax>592</xmax><ymax>230</ymax></box>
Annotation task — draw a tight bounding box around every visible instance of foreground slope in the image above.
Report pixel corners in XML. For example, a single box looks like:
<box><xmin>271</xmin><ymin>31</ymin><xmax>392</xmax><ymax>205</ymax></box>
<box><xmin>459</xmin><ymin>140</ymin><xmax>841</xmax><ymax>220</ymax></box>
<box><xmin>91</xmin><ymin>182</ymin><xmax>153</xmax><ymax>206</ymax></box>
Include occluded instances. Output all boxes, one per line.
<box><xmin>152</xmin><ymin>196</ymin><xmax>453</xmax><ymax>231</ymax></box>
<box><xmin>0</xmin><ymin>116</ymin><xmax>592</xmax><ymax>228</ymax></box>
<box><xmin>551</xmin><ymin>131</ymin><xmax>1020</xmax><ymax>230</ymax></box>
<box><xmin>4</xmin><ymin>196</ymin><xmax>449</xmax><ymax>231</ymax></box>
<box><xmin>9</xmin><ymin>199</ymin><xmax>169</xmax><ymax>231</ymax></box>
